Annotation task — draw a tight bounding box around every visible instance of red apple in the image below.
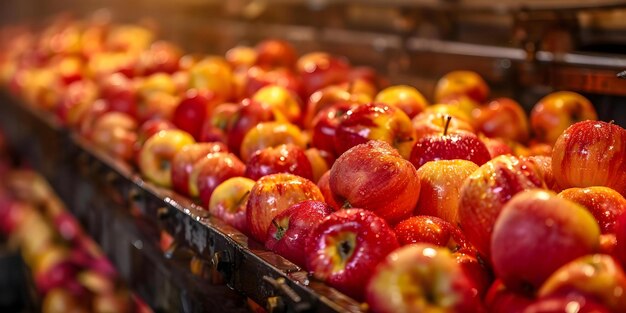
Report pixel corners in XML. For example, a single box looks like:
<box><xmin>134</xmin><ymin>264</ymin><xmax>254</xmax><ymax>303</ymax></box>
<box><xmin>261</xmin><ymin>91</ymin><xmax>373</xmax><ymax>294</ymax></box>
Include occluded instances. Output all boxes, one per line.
<box><xmin>531</xmin><ymin>91</ymin><xmax>598</xmax><ymax>145</ymax></box>
<box><xmin>244</xmin><ymin>144</ymin><xmax>313</xmax><ymax>181</ymax></box>
<box><xmin>434</xmin><ymin>70</ymin><xmax>490</xmax><ymax>104</ymax></box>
<box><xmin>552</xmin><ymin>120</ymin><xmax>626</xmax><ymax>197</ymax></box>
<box><xmin>476</xmin><ymin>97</ymin><xmax>530</xmax><ymax>143</ymax></box>
<box><xmin>365</xmin><ymin>243</ymin><xmax>482</xmax><ymax>312</ymax></box>
<box><xmin>558</xmin><ymin>186</ymin><xmax>626</xmax><ymax>234</ymax></box>
<box><xmin>171</xmin><ymin>89</ymin><xmax>217</xmax><ymax>140</ymax></box>
<box><xmin>254</xmin><ymin>39</ymin><xmax>297</xmax><ymax>70</ymax></box>
<box><xmin>458</xmin><ymin>155</ymin><xmax>546</xmax><ymax>259</ymax></box>
<box><xmin>412</xmin><ymin>111</ymin><xmax>475</xmax><ymax>142</ymax></box>
<box><xmin>98</xmin><ymin>72</ymin><xmax>138</xmax><ymax>118</ymax></box>
<box><xmin>330</xmin><ymin>140</ymin><xmax>420</xmax><ymax>225</ymax></box>
<box><xmin>394</xmin><ymin>216</ymin><xmax>475</xmax><ymax>254</ymax></box>
<box><xmin>303</xmin><ymin>85</ymin><xmax>369</xmax><ymax>129</ymax></box>
<box><xmin>538</xmin><ymin>254</ymin><xmax>626</xmax><ymax>312</ymax></box>
<box><xmin>198</xmin><ymin>102</ymin><xmax>238</xmax><ymax>143</ymax></box>
<box><xmin>491</xmin><ymin>189</ymin><xmax>600</xmax><ymax>292</ymax></box>
<box><xmin>136</xmin><ymin>91</ymin><xmax>179</xmax><ymax>123</ymax></box>
<box><xmin>55</xmin><ymin>79</ymin><xmax>99</xmax><ymax>127</ymax></box>
<box><xmin>170</xmin><ymin>142</ymin><xmax>228</xmax><ymax>196</ymax></box>
<box><xmin>138</xmin><ymin>129</ymin><xmax>195</xmax><ymax>187</ymax></box>
<box><xmin>317</xmin><ymin>170</ymin><xmax>341</xmax><ymax>211</ymax></box>
<box><xmin>310</xmin><ymin>101</ymin><xmax>355</xmax><ymax>157</ymax></box>
<box><xmin>239</xmin><ymin>121</ymin><xmax>307</xmax><ymax>163</ymax></box>
<box><xmin>90</xmin><ymin>112</ymin><xmax>138</xmax><ymax>162</ymax></box>
<box><xmin>226</xmin><ymin>98</ymin><xmax>276</xmax><ymax>153</ymax></box>
<box><xmin>454</xmin><ymin>252</ymin><xmax>493</xmax><ymax>300</ymax></box>
<box><xmin>414</xmin><ymin>159</ymin><xmax>479</xmax><ymax>225</ymax></box>
<box><xmin>243</xmin><ymin>66</ymin><xmax>302</xmax><ymax>98</ymax></box>
<box><xmin>192</xmin><ymin>152</ymin><xmax>246</xmax><ymax>205</ymax></box>
<box><xmin>334</xmin><ymin>102</ymin><xmax>416</xmax><ymax>159</ymax></box>
<box><xmin>524</xmin><ymin>155</ymin><xmax>560</xmax><ymax>192</ymax></box>
<box><xmin>374</xmin><ymin>85</ymin><xmax>429</xmax><ymax>119</ymax></box>
<box><xmin>208</xmin><ymin>177</ymin><xmax>255</xmax><ymax>233</ymax></box>
<box><xmin>246</xmin><ymin>173</ymin><xmax>324</xmax><ymax>243</ymax></box>
<box><xmin>409</xmin><ymin>117</ymin><xmax>491</xmax><ymax>170</ymax></box>
<box><xmin>307</xmin><ymin>208</ymin><xmax>398</xmax><ymax>300</ymax></box>
<box><xmin>296</xmin><ymin>52</ymin><xmax>351</xmax><ymax>97</ymax></box>
<box><xmin>265</xmin><ymin>200</ymin><xmax>333</xmax><ymax>268</ymax></box>
<box><xmin>480</xmin><ymin>135</ymin><xmax>514</xmax><ymax>159</ymax></box>
<box><xmin>485</xmin><ymin>280</ymin><xmax>533</xmax><ymax>313</ymax></box>
<box><xmin>136</xmin><ymin>40</ymin><xmax>182</xmax><ymax>76</ymax></box>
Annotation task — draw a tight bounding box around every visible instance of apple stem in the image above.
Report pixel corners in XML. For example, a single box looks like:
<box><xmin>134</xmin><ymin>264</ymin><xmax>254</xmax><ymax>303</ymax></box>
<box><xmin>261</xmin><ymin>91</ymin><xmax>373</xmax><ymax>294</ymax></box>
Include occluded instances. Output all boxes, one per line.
<box><xmin>271</xmin><ymin>219</ymin><xmax>286</xmax><ymax>240</ymax></box>
<box><xmin>341</xmin><ymin>200</ymin><xmax>352</xmax><ymax>209</ymax></box>
<box><xmin>236</xmin><ymin>190</ymin><xmax>251</xmax><ymax>208</ymax></box>
<box><xmin>443</xmin><ymin>115</ymin><xmax>452</xmax><ymax>136</ymax></box>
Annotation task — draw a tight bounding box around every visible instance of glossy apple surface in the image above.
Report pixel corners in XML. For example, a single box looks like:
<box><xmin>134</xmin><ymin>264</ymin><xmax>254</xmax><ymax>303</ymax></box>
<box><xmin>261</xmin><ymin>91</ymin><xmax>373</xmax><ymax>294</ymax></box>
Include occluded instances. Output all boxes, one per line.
<box><xmin>193</xmin><ymin>152</ymin><xmax>246</xmax><ymax>205</ymax></box>
<box><xmin>476</xmin><ymin>97</ymin><xmax>530</xmax><ymax>143</ymax></box>
<box><xmin>412</xmin><ymin>112</ymin><xmax>475</xmax><ymax>142</ymax></box>
<box><xmin>366</xmin><ymin>244</ymin><xmax>481</xmax><ymax>313</ymax></box>
<box><xmin>458</xmin><ymin>155</ymin><xmax>545</xmax><ymax>259</ymax></box>
<box><xmin>209</xmin><ymin>177</ymin><xmax>255</xmax><ymax>233</ymax></box>
<box><xmin>239</xmin><ymin>121</ymin><xmax>307</xmax><ymax>163</ymax></box>
<box><xmin>171</xmin><ymin>89</ymin><xmax>217</xmax><ymax>140</ymax></box>
<box><xmin>558</xmin><ymin>186</ymin><xmax>626</xmax><ymax>234</ymax></box>
<box><xmin>306</xmin><ymin>209</ymin><xmax>398</xmax><ymax>300</ymax></box>
<box><xmin>251</xmin><ymin>85</ymin><xmax>302</xmax><ymax>123</ymax></box>
<box><xmin>434</xmin><ymin>70</ymin><xmax>490</xmax><ymax>104</ymax></box>
<box><xmin>246</xmin><ymin>173</ymin><xmax>324</xmax><ymax>243</ymax></box>
<box><xmin>226</xmin><ymin>98</ymin><xmax>276</xmax><ymax>153</ymax></box>
<box><xmin>170</xmin><ymin>142</ymin><xmax>228</xmax><ymax>196</ymax></box>
<box><xmin>394</xmin><ymin>216</ymin><xmax>474</xmax><ymax>254</ymax></box>
<box><xmin>265</xmin><ymin>200</ymin><xmax>333</xmax><ymax>268</ymax></box>
<box><xmin>374</xmin><ymin>85</ymin><xmax>429</xmax><ymax>119</ymax></box>
<box><xmin>330</xmin><ymin>140</ymin><xmax>420</xmax><ymax>225</ymax></box>
<box><xmin>491</xmin><ymin>190</ymin><xmax>600</xmax><ymax>291</ymax></box>
<box><xmin>414</xmin><ymin>159</ymin><xmax>479</xmax><ymax>225</ymax></box>
<box><xmin>552</xmin><ymin>120</ymin><xmax>626</xmax><ymax>197</ymax></box>
<box><xmin>90</xmin><ymin>112</ymin><xmax>138</xmax><ymax>162</ymax></box>
<box><xmin>244</xmin><ymin>144</ymin><xmax>313</xmax><ymax>181</ymax></box>
<box><xmin>138</xmin><ymin>129</ymin><xmax>195</xmax><ymax>187</ymax></box>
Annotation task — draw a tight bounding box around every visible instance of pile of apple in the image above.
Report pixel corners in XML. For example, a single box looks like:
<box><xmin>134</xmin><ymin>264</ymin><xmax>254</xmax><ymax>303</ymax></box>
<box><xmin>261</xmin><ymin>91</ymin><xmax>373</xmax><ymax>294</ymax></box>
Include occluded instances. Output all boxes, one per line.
<box><xmin>1</xmin><ymin>15</ymin><xmax>626</xmax><ymax>312</ymax></box>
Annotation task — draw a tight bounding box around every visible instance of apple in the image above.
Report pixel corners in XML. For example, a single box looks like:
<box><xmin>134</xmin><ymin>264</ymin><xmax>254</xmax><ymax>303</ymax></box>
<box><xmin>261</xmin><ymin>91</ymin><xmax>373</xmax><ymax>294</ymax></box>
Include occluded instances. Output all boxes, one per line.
<box><xmin>208</xmin><ymin>177</ymin><xmax>255</xmax><ymax>233</ymax></box>
<box><xmin>434</xmin><ymin>70</ymin><xmax>490</xmax><ymax>104</ymax></box>
<box><xmin>454</xmin><ymin>252</ymin><xmax>493</xmax><ymax>300</ymax></box>
<box><xmin>225</xmin><ymin>45</ymin><xmax>257</xmax><ymax>69</ymax></box>
<box><xmin>138</xmin><ymin>129</ymin><xmax>195</xmax><ymax>187</ymax></box>
<box><xmin>491</xmin><ymin>189</ymin><xmax>600</xmax><ymax>292</ymax></box>
<box><xmin>246</xmin><ymin>173</ymin><xmax>324</xmax><ymax>243</ymax></box>
<box><xmin>90</xmin><ymin>112</ymin><xmax>138</xmax><ymax>162</ymax></box>
<box><xmin>226</xmin><ymin>98</ymin><xmax>276</xmax><ymax>153</ymax></box>
<box><xmin>106</xmin><ymin>24</ymin><xmax>154</xmax><ymax>53</ymax></box>
<box><xmin>412</xmin><ymin>111</ymin><xmax>475</xmax><ymax>141</ymax></box>
<box><xmin>136</xmin><ymin>91</ymin><xmax>179</xmax><ymax>123</ymax></box>
<box><xmin>484</xmin><ymin>280</ymin><xmax>534</xmax><ymax>313</ymax></box>
<box><xmin>170</xmin><ymin>142</ymin><xmax>228</xmax><ymax>196</ymax></box>
<box><xmin>192</xmin><ymin>152</ymin><xmax>246</xmax><ymax>205</ymax></box>
<box><xmin>171</xmin><ymin>89</ymin><xmax>218</xmax><ymax>140</ymax></box>
<box><xmin>531</xmin><ymin>91</ymin><xmax>598</xmax><ymax>145</ymax></box>
<box><xmin>374</xmin><ymin>85</ymin><xmax>429</xmax><ymax>119</ymax></box>
<box><xmin>538</xmin><ymin>254</ymin><xmax>626</xmax><ymax>312</ymax></box>
<box><xmin>330</xmin><ymin>140</ymin><xmax>420</xmax><ymax>225</ymax></box>
<box><xmin>475</xmin><ymin>97</ymin><xmax>530</xmax><ymax>143</ymax></box>
<box><xmin>304</xmin><ymin>148</ymin><xmax>331</xmax><ymax>183</ymax></box>
<box><xmin>365</xmin><ymin>243</ymin><xmax>481</xmax><ymax>312</ymax></box>
<box><xmin>552</xmin><ymin>120</ymin><xmax>626</xmax><ymax>196</ymax></box>
<box><xmin>198</xmin><ymin>102</ymin><xmax>238</xmax><ymax>143</ymax></box>
<box><xmin>393</xmin><ymin>216</ymin><xmax>474</xmax><ymax>253</ymax></box>
<box><xmin>317</xmin><ymin>170</ymin><xmax>341</xmax><ymax>211</ymax></box>
<box><xmin>424</xmin><ymin>103</ymin><xmax>474</xmax><ymax>123</ymax></box>
<box><xmin>243</xmin><ymin>66</ymin><xmax>302</xmax><ymax>98</ymax></box>
<box><xmin>136</xmin><ymin>40</ymin><xmax>182</xmax><ymax>76</ymax></box>
<box><xmin>558</xmin><ymin>186</ymin><xmax>626</xmax><ymax>234</ymax></box>
<box><xmin>524</xmin><ymin>294</ymin><xmax>611</xmax><ymax>313</ymax></box>
<box><xmin>458</xmin><ymin>154</ymin><xmax>546</xmax><ymax>259</ymax></box>
<box><xmin>303</xmin><ymin>84</ymin><xmax>369</xmax><ymax>129</ymax></box>
<box><xmin>296</xmin><ymin>52</ymin><xmax>351</xmax><ymax>97</ymax></box>
<box><xmin>134</xmin><ymin>118</ymin><xmax>176</xmax><ymax>151</ymax></box>
<box><xmin>414</xmin><ymin>159</ymin><xmax>479</xmax><ymax>225</ymax></box>
<box><xmin>98</xmin><ymin>72</ymin><xmax>138</xmax><ymax>118</ymax></box>
<box><xmin>334</xmin><ymin>102</ymin><xmax>416</xmax><ymax>159</ymax></box>
<box><xmin>239</xmin><ymin>121</ymin><xmax>307</xmax><ymax>163</ymax></box>
<box><xmin>188</xmin><ymin>56</ymin><xmax>233</xmax><ymax>103</ymax></box>
<box><xmin>480</xmin><ymin>135</ymin><xmax>514</xmax><ymax>159</ymax></box>
<box><xmin>55</xmin><ymin>79</ymin><xmax>99</xmax><ymax>127</ymax></box>
<box><xmin>307</xmin><ymin>208</ymin><xmax>398</xmax><ymax>300</ymax></box>
<box><xmin>265</xmin><ymin>200</ymin><xmax>333</xmax><ymax>268</ymax></box>
<box><xmin>251</xmin><ymin>85</ymin><xmax>302</xmax><ymax>123</ymax></box>
<box><xmin>254</xmin><ymin>39</ymin><xmax>297</xmax><ymax>70</ymax></box>
<box><xmin>244</xmin><ymin>144</ymin><xmax>313</xmax><ymax>181</ymax></box>
<box><xmin>409</xmin><ymin>117</ymin><xmax>491</xmax><ymax>170</ymax></box>
<box><xmin>310</xmin><ymin>101</ymin><xmax>355</xmax><ymax>157</ymax></box>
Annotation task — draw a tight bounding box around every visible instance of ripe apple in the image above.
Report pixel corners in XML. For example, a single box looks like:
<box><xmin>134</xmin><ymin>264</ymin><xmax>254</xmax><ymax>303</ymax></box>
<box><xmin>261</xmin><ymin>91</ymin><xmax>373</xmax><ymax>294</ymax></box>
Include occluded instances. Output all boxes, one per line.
<box><xmin>558</xmin><ymin>186</ymin><xmax>626</xmax><ymax>234</ymax></box>
<box><xmin>307</xmin><ymin>208</ymin><xmax>398</xmax><ymax>300</ymax></box>
<box><xmin>98</xmin><ymin>72</ymin><xmax>138</xmax><ymax>118</ymax></box>
<box><xmin>552</xmin><ymin>120</ymin><xmax>626</xmax><ymax>196</ymax></box>
<box><xmin>209</xmin><ymin>177</ymin><xmax>255</xmax><ymax>233</ymax></box>
<box><xmin>244</xmin><ymin>144</ymin><xmax>313</xmax><ymax>181</ymax></box>
<box><xmin>251</xmin><ymin>85</ymin><xmax>302</xmax><ymax>123</ymax></box>
<box><xmin>90</xmin><ymin>112</ymin><xmax>138</xmax><ymax>162</ymax></box>
<box><xmin>304</xmin><ymin>148</ymin><xmax>331</xmax><ymax>183</ymax></box>
<box><xmin>246</xmin><ymin>173</ymin><xmax>323</xmax><ymax>243</ymax></box>
<box><xmin>484</xmin><ymin>280</ymin><xmax>533</xmax><ymax>313</ymax></box>
<box><xmin>475</xmin><ymin>97</ymin><xmax>530</xmax><ymax>143</ymax></box>
<box><xmin>409</xmin><ymin>117</ymin><xmax>491</xmax><ymax>170</ymax></box>
<box><xmin>329</xmin><ymin>140</ymin><xmax>420</xmax><ymax>225</ymax></box>
<box><xmin>225</xmin><ymin>45</ymin><xmax>257</xmax><ymax>69</ymax></box>
<box><xmin>133</xmin><ymin>118</ymin><xmax>176</xmax><ymax>158</ymax></box>
<box><xmin>192</xmin><ymin>152</ymin><xmax>246</xmax><ymax>205</ymax></box>
<box><xmin>296</xmin><ymin>52</ymin><xmax>351</xmax><ymax>97</ymax></box>
<box><xmin>491</xmin><ymin>189</ymin><xmax>600</xmax><ymax>291</ymax></box>
<box><xmin>55</xmin><ymin>79</ymin><xmax>99</xmax><ymax>127</ymax></box>
<box><xmin>138</xmin><ymin>129</ymin><xmax>195</xmax><ymax>187</ymax></box>
<box><xmin>171</xmin><ymin>89</ymin><xmax>218</xmax><ymax>140</ymax></box>
<box><xmin>244</xmin><ymin>66</ymin><xmax>302</xmax><ymax>98</ymax></box>
<box><xmin>170</xmin><ymin>142</ymin><xmax>228</xmax><ymax>196</ymax></box>
<box><xmin>424</xmin><ymin>103</ymin><xmax>474</xmax><ymax>123</ymax></box>
<box><xmin>458</xmin><ymin>154</ymin><xmax>545</xmax><ymax>259</ymax></box>
<box><xmin>265</xmin><ymin>200</ymin><xmax>333</xmax><ymax>268</ymax></box>
<box><xmin>334</xmin><ymin>102</ymin><xmax>416</xmax><ymax>159</ymax></box>
<box><xmin>531</xmin><ymin>91</ymin><xmax>598</xmax><ymax>145</ymax></box>
<box><xmin>254</xmin><ymin>39</ymin><xmax>297</xmax><ymax>69</ymax></box>
<box><xmin>412</xmin><ymin>111</ymin><xmax>475</xmax><ymax>141</ymax></box>
<box><xmin>42</xmin><ymin>288</ymin><xmax>89</xmax><ymax>313</ymax></box>
<box><xmin>198</xmin><ymin>102</ymin><xmax>238</xmax><ymax>143</ymax></box>
<box><xmin>188</xmin><ymin>56</ymin><xmax>233</xmax><ymax>103</ymax></box>
<box><xmin>303</xmin><ymin>84</ymin><xmax>369</xmax><ymax>129</ymax></box>
<box><xmin>365</xmin><ymin>243</ymin><xmax>481</xmax><ymax>312</ymax></box>
<box><xmin>374</xmin><ymin>85</ymin><xmax>429</xmax><ymax>118</ymax></box>
<box><xmin>480</xmin><ymin>135</ymin><xmax>514</xmax><ymax>159</ymax></box>
<box><xmin>538</xmin><ymin>254</ymin><xmax>626</xmax><ymax>312</ymax></box>
<box><xmin>226</xmin><ymin>98</ymin><xmax>276</xmax><ymax>153</ymax></box>
<box><xmin>311</xmin><ymin>101</ymin><xmax>355</xmax><ymax>157</ymax></box>
<box><xmin>434</xmin><ymin>70</ymin><xmax>490</xmax><ymax>104</ymax></box>
<box><xmin>317</xmin><ymin>170</ymin><xmax>341</xmax><ymax>211</ymax></box>
<box><xmin>136</xmin><ymin>40</ymin><xmax>182</xmax><ymax>76</ymax></box>
<box><xmin>414</xmin><ymin>159</ymin><xmax>479</xmax><ymax>225</ymax></box>
<box><xmin>454</xmin><ymin>252</ymin><xmax>493</xmax><ymax>301</ymax></box>
<box><xmin>136</xmin><ymin>91</ymin><xmax>179</xmax><ymax>123</ymax></box>
<box><xmin>524</xmin><ymin>155</ymin><xmax>561</xmax><ymax>192</ymax></box>
<box><xmin>394</xmin><ymin>216</ymin><xmax>475</xmax><ymax>253</ymax></box>
<box><xmin>239</xmin><ymin>121</ymin><xmax>307</xmax><ymax>163</ymax></box>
